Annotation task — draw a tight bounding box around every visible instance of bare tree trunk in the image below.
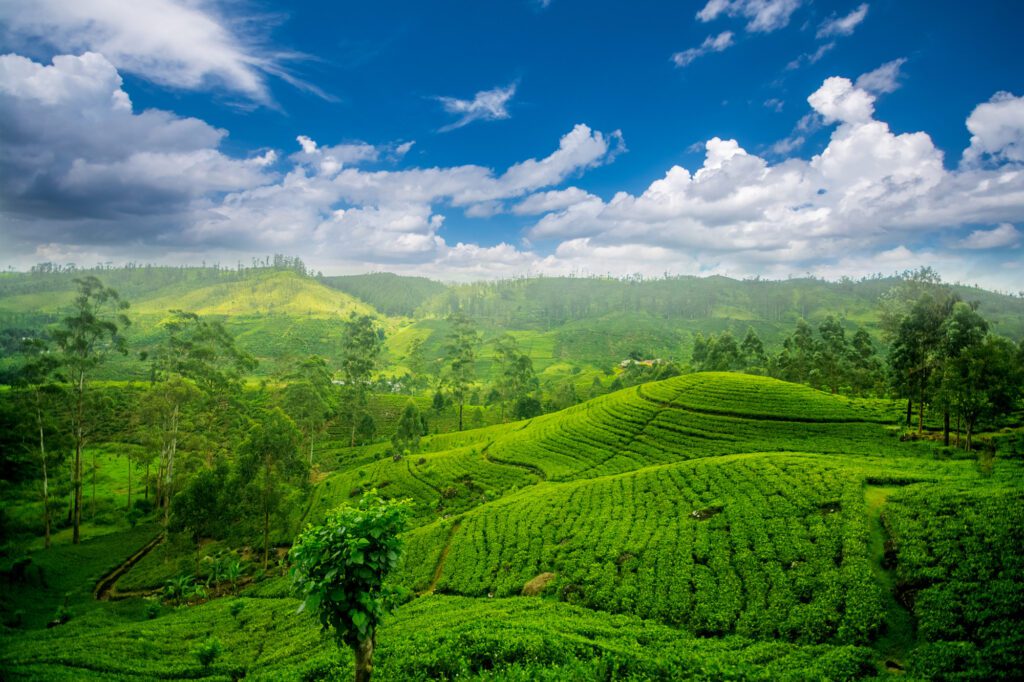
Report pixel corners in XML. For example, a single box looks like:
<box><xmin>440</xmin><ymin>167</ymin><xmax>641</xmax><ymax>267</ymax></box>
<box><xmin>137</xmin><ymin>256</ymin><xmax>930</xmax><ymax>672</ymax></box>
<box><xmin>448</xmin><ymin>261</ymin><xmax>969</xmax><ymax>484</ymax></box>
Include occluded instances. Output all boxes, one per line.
<box><xmin>73</xmin><ymin>372</ymin><xmax>85</xmax><ymax>544</ymax></box>
<box><xmin>37</xmin><ymin>404</ymin><xmax>51</xmax><ymax>549</ymax></box>
<box><xmin>263</xmin><ymin>506</ymin><xmax>270</xmax><ymax>570</ymax></box>
<box><xmin>955</xmin><ymin>412</ymin><xmax>961</xmax><ymax>448</ymax></box>
<box><xmin>906</xmin><ymin>397</ymin><xmax>912</xmax><ymax>426</ymax></box>
<box><xmin>917</xmin><ymin>384</ymin><xmax>924</xmax><ymax>435</ymax></box>
<box><xmin>164</xmin><ymin>402</ymin><xmax>178</xmax><ymax>527</ymax></box>
<box><xmin>353</xmin><ymin>634</ymin><xmax>375</xmax><ymax>682</ymax></box>
<box><xmin>943</xmin><ymin>410</ymin><xmax>950</xmax><ymax>447</ymax></box>
<box><xmin>458</xmin><ymin>401</ymin><xmax>464</xmax><ymax>432</ymax></box>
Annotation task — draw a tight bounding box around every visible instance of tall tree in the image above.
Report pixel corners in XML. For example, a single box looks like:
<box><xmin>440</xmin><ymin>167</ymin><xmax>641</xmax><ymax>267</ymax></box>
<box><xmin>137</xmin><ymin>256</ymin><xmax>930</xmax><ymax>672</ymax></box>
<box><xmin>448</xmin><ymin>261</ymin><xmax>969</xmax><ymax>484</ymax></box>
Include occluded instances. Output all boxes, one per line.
<box><xmin>391</xmin><ymin>401</ymin><xmax>425</xmax><ymax>455</ymax></box>
<box><xmin>340</xmin><ymin>314</ymin><xmax>383</xmax><ymax>447</ymax></box>
<box><xmin>889</xmin><ymin>292</ymin><xmax>958</xmax><ymax>434</ymax></box>
<box><xmin>237</xmin><ymin>408</ymin><xmax>307</xmax><ymax>568</ymax></box>
<box><xmin>444</xmin><ymin>312</ymin><xmax>478</xmax><ymax>431</ymax></box>
<box><xmin>51</xmin><ymin>276</ymin><xmax>130</xmax><ymax>544</ymax></box>
<box><xmin>281</xmin><ymin>355</ymin><xmax>337</xmax><ymax>468</ymax></box>
<box><xmin>15</xmin><ymin>338</ymin><xmax>65</xmax><ymax>548</ymax></box>
<box><xmin>492</xmin><ymin>335</ymin><xmax>539</xmax><ymax>422</ymax></box>
<box><xmin>740</xmin><ymin>327</ymin><xmax>768</xmax><ymax>369</ymax></box>
<box><xmin>148</xmin><ymin>310</ymin><xmax>256</xmax><ymax>525</ymax></box>
<box><xmin>814</xmin><ymin>316</ymin><xmax>850</xmax><ymax>394</ymax></box>
<box><xmin>290</xmin><ymin>491</ymin><xmax>410</xmax><ymax>682</ymax></box>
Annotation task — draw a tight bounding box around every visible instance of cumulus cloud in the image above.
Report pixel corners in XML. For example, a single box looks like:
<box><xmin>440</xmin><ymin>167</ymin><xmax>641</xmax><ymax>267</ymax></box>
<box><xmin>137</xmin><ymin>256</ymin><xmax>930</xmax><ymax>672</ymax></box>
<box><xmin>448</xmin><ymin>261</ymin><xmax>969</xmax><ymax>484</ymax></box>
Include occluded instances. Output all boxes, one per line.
<box><xmin>817</xmin><ymin>3</ymin><xmax>869</xmax><ymax>38</ymax></box>
<box><xmin>517</xmin><ymin>77</ymin><xmax>1024</xmax><ymax>289</ymax></box>
<box><xmin>437</xmin><ymin>83</ymin><xmax>517</xmax><ymax>131</ymax></box>
<box><xmin>3</xmin><ymin>51</ymin><xmax>1023</xmax><ymax>290</ymax></box>
<box><xmin>697</xmin><ymin>0</ymin><xmax>802</xmax><ymax>33</ymax></box>
<box><xmin>0</xmin><ymin>52</ymin><xmax>270</xmax><ymax>236</ymax></box>
<box><xmin>959</xmin><ymin>223</ymin><xmax>1020</xmax><ymax>249</ymax></box>
<box><xmin>962</xmin><ymin>91</ymin><xmax>1024</xmax><ymax>166</ymax></box>
<box><xmin>0</xmin><ymin>0</ymin><xmax>318</xmax><ymax>103</ymax></box>
<box><xmin>671</xmin><ymin>31</ymin><xmax>734</xmax><ymax>68</ymax></box>
<box><xmin>807</xmin><ymin>76</ymin><xmax>874</xmax><ymax>124</ymax></box>
<box><xmin>855</xmin><ymin>58</ymin><xmax>907</xmax><ymax>95</ymax></box>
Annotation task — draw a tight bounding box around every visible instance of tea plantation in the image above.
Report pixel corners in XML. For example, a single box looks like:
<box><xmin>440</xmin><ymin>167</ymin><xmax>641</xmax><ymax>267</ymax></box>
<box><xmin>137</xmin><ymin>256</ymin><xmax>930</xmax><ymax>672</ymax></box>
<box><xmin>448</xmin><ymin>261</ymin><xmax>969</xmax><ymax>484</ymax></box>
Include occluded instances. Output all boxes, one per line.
<box><xmin>2</xmin><ymin>373</ymin><xmax>1022</xmax><ymax>679</ymax></box>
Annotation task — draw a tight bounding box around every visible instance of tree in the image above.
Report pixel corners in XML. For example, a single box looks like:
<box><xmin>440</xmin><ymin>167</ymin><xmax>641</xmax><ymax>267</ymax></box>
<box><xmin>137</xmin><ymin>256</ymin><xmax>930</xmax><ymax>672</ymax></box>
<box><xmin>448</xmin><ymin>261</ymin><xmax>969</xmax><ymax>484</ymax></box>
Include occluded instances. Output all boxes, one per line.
<box><xmin>814</xmin><ymin>316</ymin><xmax>850</xmax><ymax>394</ymax></box>
<box><xmin>492</xmin><ymin>335</ymin><xmax>539</xmax><ymax>422</ymax></box>
<box><xmin>740</xmin><ymin>327</ymin><xmax>767</xmax><ymax>369</ymax></box>
<box><xmin>340</xmin><ymin>314</ymin><xmax>383</xmax><ymax>447</ymax></box>
<box><xmin>237</xmin><ymin>408</ymin><xmax>307</xmax><ymax>568</ymax></box>
<box><xmin>444</xmin><ymin>312</ymin><xmax>478</xmax><ymax>431</ymax></box>
<box><xmin>290</xmin><ymin>491</ymin><xmax>411</xmax><ymax>682</ymax></box>
<box><xmin>281</xmin><ymin>355</ymin><xmax>337</xmax><ymax>468</ymax></box>
<box><xmin>391</xmin><ymin>401</ymin><xmax>425</xmax><ymax>454</ymax></box>
<box><xmin>148</xmin><ymin>311</ymin><xmax>255</xmax><ymax>526</ymax></box>
<box><xmin>775</xmin><ymin>319</ymin><xmax>816</xmax><ymax>384</ymax></box>
<box><xmin>51</xmin><ymin>276</ymin><xmax>130</xmax><ymax>544</ymax></box>
<box><xmin>889</xmin><ymin>292</ymin><xmax>957</xmax><ymax>433</ymax></box>
<box><xmin>15</xmin><ymin>338</ymin><xmax>66</xmax><ymax>548</ymax></box>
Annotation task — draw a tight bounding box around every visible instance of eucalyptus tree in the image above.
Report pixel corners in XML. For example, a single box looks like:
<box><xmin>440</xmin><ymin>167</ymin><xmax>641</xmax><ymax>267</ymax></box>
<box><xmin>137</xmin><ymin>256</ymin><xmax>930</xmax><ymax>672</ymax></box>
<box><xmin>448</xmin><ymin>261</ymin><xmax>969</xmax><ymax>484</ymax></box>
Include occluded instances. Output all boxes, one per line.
<box><xmin>444</xmin><ymin>312</ymin><xmax>478</xmax><ymax>431</ymax></box>
<box><xmin>340</xmin><ymin>314</ymin><xmax>383</xmax><ymax>447</ymax></box>
<box><xmin>51</xmin><ymin>276</ymin><xmax>130</xmax><ymax>544</ymax></box>
<box><xmin>15</xmin><ymin>338</ymin><xmax>65</xmax><ymax>548</ymax></box>
<box><xmin>492</xmin><ymin>334</ymin><xmax>538</xmax><ymax>422</ymax></box>
<box><xmin>237</xmin><ymin>407</ymin><xmax>306</xmax><ymax>568</ymax></box>
<box><xmin>281</xmin><ymin>355</ymin><xmax>337</xmax><ymax>467</ymax></box>
<box><xmin>148</xmin><ymin>310</ymin><xmax>256</xmax><ymax>526</ymax></box>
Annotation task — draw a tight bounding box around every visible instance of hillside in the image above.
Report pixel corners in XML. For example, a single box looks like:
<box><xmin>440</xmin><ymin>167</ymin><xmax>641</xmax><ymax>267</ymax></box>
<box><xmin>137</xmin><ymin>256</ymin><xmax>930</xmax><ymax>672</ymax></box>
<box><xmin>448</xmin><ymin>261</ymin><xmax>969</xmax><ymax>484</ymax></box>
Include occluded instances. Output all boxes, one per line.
<box><xmin>3</xmin><ymin>267</ymin><xmax>1023</xmax><ymax>383</ymax></box>
<box><xmin>5</xmin><ymin>372</ymin><xmax>1021</xmax><ymax>679</ymax></box>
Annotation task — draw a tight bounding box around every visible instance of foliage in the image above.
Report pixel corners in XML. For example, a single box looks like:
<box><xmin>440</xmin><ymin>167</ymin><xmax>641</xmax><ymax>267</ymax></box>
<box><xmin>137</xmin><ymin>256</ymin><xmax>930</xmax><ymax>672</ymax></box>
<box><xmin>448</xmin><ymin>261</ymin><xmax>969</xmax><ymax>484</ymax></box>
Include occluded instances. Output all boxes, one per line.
<box><xmin>291</xmin><ymin>490</ymin><xmax>411</xmax><ymax>680</ymax></box>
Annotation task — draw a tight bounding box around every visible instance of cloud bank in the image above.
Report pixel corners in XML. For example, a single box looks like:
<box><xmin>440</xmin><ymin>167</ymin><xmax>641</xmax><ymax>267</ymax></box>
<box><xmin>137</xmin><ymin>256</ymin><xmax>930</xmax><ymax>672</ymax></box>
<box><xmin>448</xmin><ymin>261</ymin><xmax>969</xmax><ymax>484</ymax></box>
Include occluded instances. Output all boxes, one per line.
<box><xmin>1</xmin><ymin>51</ymin><xmax>1022</xmax><ymax>289</ymax></box>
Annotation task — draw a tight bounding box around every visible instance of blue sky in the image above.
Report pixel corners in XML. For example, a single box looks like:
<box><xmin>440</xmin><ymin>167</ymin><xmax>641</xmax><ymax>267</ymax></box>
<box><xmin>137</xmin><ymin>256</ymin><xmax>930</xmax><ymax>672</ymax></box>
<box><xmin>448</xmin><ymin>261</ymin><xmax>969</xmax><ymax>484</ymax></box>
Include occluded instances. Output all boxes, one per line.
<box><xmin>1</xmin><ymin>0</ymin><xmax>1022</xmax><ymax>289</ymax></box>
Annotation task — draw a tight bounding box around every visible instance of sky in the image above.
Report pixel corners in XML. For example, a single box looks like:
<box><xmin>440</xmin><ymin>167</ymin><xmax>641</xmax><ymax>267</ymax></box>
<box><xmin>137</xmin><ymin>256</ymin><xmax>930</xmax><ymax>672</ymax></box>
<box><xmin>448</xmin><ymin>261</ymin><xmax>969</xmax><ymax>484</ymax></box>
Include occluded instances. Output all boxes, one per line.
<box><xmin>1</xmin><ymin>0</ymin><xmax>1023</xmax><ymax>290</ymax></box>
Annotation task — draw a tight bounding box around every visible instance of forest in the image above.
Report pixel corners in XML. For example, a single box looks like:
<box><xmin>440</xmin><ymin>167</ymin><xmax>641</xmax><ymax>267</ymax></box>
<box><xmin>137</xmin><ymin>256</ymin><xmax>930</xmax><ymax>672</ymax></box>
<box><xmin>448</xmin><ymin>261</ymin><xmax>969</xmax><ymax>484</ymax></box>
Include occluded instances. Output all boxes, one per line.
<box><xmin>1</xmin><ymin>263</ymin><xmax>1023</xmax><ymax>680</ymax></box>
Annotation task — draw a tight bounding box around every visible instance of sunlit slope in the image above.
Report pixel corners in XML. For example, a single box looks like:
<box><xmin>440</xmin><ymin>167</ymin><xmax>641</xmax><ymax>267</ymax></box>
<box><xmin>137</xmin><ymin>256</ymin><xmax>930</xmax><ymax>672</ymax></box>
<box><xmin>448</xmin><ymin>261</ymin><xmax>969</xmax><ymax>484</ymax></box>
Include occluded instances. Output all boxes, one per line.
<box><xmin>308</xmin><ymin>373</ymin><xmax>910</xmax><ymax>534</ymax></box>
<box><xmin>486</xmin><ymin>372</ymin><xmax>903</xmax><ymax>481</ymax></box>
<box><xmin>133</xmin><ymin>270</ymin><xmax>375</xmax><ymax>317</ymax></box>
<box><xmin>398</xmin><ymin>453</ymin><xmax>946</xmax><ymax>640</ymax></box>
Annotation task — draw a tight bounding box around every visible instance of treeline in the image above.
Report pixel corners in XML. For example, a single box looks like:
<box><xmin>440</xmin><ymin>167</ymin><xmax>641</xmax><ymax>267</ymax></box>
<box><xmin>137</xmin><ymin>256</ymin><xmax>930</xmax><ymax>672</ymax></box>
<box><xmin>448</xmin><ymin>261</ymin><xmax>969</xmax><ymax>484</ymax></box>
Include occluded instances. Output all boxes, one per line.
<box><xmin>688</xmin><ymin>271</ymin><xmax>1024</xmax><ymax>448</ymax></box>
<box><xmin>0</xmin><ymin>277</ymin><xmax>543</xmax><ymax>561</ymax></box>
<box><xmin>320</xmin><ymin>273</ymin><xmax>447</xmax><ymax>317</ymax></box>
<box><xmin>422</xmin><ymin>271</ymin><xmax>1024</xmax><ymax>334</ymax></box>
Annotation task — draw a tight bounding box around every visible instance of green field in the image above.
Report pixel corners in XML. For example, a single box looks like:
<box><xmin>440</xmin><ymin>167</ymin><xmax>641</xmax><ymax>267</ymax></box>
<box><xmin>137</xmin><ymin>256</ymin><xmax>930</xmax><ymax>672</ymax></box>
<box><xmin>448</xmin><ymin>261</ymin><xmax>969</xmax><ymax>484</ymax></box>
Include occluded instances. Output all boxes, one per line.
<box><xmin>4</xmin><ymin>371</ymin><xmax>1020</xmax><ymax>679</ymax></box>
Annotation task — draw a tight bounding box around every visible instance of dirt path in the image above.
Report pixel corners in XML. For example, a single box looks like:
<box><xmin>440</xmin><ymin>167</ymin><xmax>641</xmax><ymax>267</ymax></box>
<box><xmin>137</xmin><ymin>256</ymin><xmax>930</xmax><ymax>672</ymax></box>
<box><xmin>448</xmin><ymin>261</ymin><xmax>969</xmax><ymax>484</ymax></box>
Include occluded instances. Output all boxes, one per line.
<box><xmin>864</xmin><ymin>486</ymin><xmax>916</xmax><ymax>670</ymax></box>
<box><xmin>93</xmin><ymin>533</ymin><xmax>164</xmax><ymax>600</ymax></box>
<box><xmin>423</xmin><ymin>520</ymin><xmax>462</xmax><ymax>595</ymax></box>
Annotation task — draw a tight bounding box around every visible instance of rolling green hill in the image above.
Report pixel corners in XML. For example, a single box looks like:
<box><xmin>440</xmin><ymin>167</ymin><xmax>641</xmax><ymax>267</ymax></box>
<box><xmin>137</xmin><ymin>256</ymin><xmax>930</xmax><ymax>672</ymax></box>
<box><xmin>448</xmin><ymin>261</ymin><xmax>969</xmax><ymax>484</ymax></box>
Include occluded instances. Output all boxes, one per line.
<box><xmin>4</xmin><ymin>372</ymin><xmax>1021</xmax><ymax>679</ymax></box>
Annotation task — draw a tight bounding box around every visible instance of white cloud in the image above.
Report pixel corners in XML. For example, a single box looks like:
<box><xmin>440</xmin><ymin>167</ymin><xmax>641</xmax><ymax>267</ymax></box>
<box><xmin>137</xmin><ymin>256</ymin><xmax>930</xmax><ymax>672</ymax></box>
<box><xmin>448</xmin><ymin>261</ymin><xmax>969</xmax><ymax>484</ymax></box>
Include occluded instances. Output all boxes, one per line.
<box><xmin>0</xmin><ymin>52</ymin><xmax>269</xmax><ymax>233</ymax></box>
<box><xmin>3</xmin><ymin>53</ymin><xmax>1023</xmax><ymax>291</ymax></box>
<box><xmin>786</xmin><ymin>41</ymin><xmax>835</xmax><ymax>70</ymax></box>
<box><xmin>513</xmin><ymin>187</ymin><xmax>597</xmax><ymax>215</ymax></box>
<box><xmin>672</xmin><ymin>31</ymin><xmax>735</xmax><ymax>68</ymax></box>
<box><xmin>959</xmin><ymin>223</ymin><xmax>1020</xmax><ymax>249</ymax></box>
<box><xmin>962</xmin><ymin>91</ymin><xmax>1024</xmax><ymax>166</ymax></box>
<box><xmin>807</xmin><ymin>76</ymin><xmax>874</xmax><ymax>124</ymax></box>
<box><xmin>697</xmin><ymin>0</ymin><xmax>802</xmax><ymax>33</ymax></box>
<box><xmin>437</xmin><ymin>83</ymin><xmax>517</xmax><ymax>131</ymax></box>
<box><xmin>855</xmin><ymin>58</ymin><xmax>907</xmax><ymax>95</ymax></box>
<box><xmin>517</xmin><ymin>77</ymin><xmax>1024</xmax><ymax>290</ymax></box>
<box><xmin>0</xmin><ymin>0</ymin><xmax>314</xmax><ymax>103</ymax></box>
<box><xmin>817</xmin><ymin>3</ymin><xmax>869</xmax><ymax>38</ymax></box>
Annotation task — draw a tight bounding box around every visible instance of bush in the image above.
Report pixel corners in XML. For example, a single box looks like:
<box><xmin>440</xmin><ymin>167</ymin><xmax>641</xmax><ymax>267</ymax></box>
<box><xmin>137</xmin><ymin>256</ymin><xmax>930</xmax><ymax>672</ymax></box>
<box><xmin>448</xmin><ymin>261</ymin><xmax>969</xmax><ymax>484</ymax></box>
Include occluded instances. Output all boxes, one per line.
<box><xmin>193</xmin><ymin>637</ymin><xmax>223</xmax><ymax>668</ymax></box>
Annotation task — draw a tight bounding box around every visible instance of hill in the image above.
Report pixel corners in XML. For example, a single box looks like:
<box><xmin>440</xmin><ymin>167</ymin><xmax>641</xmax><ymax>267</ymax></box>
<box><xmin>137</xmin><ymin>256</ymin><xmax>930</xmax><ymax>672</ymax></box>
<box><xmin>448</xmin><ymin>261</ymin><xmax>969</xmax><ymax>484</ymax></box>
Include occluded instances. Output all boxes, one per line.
<box><xmin>4</xmin><ymin>372</ymin><xmax>1021</xmax><ymax>679</ymax></box>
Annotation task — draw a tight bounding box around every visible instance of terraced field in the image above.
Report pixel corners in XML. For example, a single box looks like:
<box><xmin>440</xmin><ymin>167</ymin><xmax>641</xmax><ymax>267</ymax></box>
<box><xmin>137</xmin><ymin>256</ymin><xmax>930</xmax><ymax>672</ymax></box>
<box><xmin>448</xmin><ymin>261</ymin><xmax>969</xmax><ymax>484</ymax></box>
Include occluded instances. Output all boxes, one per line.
<box><xmin>6</xmin><ymin>372</ymin><xmax>1022</xmax><ymax>679</ymax></box>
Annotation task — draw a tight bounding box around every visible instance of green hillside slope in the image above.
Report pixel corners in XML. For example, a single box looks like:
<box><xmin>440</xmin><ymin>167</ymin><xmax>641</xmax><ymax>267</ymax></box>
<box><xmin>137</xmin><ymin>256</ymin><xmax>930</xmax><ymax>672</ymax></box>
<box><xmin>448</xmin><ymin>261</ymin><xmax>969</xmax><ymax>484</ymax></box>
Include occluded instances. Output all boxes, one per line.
<box><xmin>6</xmin><ymin>371</ymin><xmax>1020</xmax><ymax>679</ymax></box>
